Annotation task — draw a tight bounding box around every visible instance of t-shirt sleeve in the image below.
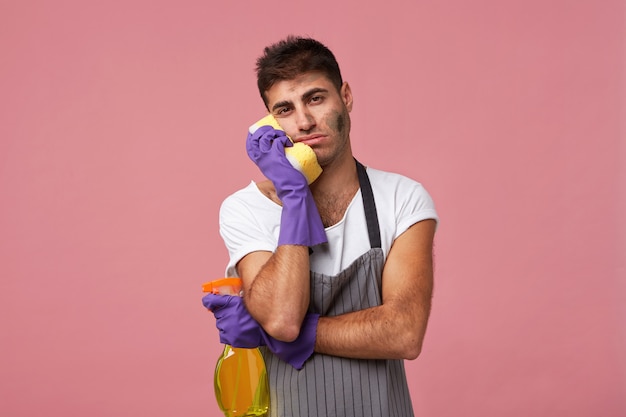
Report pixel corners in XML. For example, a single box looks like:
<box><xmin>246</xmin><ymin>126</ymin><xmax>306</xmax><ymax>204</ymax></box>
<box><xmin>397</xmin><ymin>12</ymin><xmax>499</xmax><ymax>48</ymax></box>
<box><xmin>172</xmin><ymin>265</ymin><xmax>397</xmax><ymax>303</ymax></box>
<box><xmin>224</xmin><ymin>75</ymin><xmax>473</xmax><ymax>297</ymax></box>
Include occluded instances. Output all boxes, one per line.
<box><xmin>219</xmin><ymin>189</ymin><xmax>277</xmax><ymax>277</ymax></box>
<box><xmin>394</xmin><ymin>177</ymin><xmax>439</xmax><ymax>239</ymax></box>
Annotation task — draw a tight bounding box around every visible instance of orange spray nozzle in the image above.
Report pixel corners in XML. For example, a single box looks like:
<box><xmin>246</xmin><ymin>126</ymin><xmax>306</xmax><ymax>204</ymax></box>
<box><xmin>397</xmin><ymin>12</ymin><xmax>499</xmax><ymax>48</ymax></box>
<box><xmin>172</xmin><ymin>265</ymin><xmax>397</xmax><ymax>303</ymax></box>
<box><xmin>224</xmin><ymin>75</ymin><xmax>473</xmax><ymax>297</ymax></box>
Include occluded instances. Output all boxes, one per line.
<box><xmin>202</xmin><ymin>278</ymin><xmax>243</xmax><ymax>296</ymax></box>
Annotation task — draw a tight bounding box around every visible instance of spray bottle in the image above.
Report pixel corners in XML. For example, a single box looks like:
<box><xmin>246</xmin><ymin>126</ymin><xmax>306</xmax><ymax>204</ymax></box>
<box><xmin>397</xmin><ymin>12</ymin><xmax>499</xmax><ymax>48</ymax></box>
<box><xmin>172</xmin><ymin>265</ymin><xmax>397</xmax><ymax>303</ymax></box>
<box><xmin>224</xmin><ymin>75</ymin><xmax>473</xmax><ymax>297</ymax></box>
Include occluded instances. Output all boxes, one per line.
<box><xmin>203</xmin><ymin>278</ymin><xmax>270</xmax><ymax>417</ymax></box>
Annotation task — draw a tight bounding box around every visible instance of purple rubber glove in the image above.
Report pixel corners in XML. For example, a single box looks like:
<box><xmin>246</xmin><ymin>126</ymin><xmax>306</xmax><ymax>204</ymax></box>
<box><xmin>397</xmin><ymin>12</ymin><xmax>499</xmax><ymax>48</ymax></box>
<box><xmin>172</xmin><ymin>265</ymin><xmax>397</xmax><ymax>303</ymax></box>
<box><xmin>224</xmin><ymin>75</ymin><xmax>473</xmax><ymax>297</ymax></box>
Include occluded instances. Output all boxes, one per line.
<box><xmin>260</xmin><ymin>313</ymin><xmax>320</xmax><ymax>370</ymax></box>
<box><xmin>246</xmin><ymin>125</ymin><xmax>327</xmax><ymax>247</ymax></box>
<box><xmin>202</xmin><ymin>293</ymin><xmax>264</xmax><ymax>348</ymax></box>
<box><xmin>203</xmin><ymin>292</ymin><xmax>319</xmax><ymax>369</ymax></box>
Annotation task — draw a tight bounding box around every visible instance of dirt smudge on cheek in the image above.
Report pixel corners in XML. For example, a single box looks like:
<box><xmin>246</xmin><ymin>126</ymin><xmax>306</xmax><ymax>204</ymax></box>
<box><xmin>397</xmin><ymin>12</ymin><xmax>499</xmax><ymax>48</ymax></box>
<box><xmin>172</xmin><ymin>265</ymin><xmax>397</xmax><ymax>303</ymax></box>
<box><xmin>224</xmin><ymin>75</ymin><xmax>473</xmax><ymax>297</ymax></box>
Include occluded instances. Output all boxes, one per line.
<box><xmin>328</xmin><ymin>110</ymin><xmax>346</xmax><ymax>136</ymax></box>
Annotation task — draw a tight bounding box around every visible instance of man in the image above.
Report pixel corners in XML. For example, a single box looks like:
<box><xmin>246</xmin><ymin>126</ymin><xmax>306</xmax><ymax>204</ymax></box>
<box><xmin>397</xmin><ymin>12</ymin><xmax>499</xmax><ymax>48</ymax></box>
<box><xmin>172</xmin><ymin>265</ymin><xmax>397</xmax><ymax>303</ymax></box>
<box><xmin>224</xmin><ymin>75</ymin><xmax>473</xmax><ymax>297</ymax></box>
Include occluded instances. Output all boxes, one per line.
<box><xmin>203</xmin><ymin>36</ymin><xmax>438</xmax><ymax>417</ymax></box>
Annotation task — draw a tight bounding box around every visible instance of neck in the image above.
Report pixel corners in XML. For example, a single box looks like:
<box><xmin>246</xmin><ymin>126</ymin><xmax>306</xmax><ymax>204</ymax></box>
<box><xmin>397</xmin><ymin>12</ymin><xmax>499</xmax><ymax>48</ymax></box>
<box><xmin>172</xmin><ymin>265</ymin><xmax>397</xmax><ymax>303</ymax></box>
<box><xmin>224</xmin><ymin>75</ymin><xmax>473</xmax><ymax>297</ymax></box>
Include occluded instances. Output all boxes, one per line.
<box><xmin>309</xmin><ymin>152</ymin><xmax>360</xmax><ymax>227</ymax></box>
<box><xmin>310</xmin><ymin>152</ymin><xmax>358</xmax><ymax>197</ymax></box>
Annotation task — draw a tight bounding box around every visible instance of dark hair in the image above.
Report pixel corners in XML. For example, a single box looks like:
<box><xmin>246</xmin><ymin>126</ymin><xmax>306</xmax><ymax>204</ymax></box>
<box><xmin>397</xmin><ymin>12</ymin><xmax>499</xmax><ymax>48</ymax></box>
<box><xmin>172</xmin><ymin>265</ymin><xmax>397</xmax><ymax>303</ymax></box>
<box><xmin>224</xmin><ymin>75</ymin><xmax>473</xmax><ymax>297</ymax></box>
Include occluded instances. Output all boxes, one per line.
<box><xmin>256</xmin><ymin>36</ymin><xmax>343</xmax><ymax>107</ymax></box>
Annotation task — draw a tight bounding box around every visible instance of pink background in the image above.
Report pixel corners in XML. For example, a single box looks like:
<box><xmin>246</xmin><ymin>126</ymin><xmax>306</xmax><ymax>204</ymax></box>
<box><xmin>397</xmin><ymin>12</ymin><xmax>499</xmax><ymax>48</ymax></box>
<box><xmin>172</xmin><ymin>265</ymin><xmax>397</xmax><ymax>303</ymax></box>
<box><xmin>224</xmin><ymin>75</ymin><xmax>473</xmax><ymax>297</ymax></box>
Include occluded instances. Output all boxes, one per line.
<box><xmin>1</xmin><ymin>1</ymin><xmax>624</xmax><ymax>416</ymax></box>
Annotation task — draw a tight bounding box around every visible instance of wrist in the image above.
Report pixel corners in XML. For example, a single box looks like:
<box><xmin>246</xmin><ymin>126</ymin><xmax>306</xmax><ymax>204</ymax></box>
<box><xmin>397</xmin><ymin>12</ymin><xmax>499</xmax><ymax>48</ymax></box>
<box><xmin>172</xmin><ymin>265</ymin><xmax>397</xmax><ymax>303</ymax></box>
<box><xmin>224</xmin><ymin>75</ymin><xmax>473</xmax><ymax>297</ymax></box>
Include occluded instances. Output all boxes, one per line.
<box><xmin>277</xmin><ymin>187</ymin><xmax>327</xmax><ymax>247</ymax></box>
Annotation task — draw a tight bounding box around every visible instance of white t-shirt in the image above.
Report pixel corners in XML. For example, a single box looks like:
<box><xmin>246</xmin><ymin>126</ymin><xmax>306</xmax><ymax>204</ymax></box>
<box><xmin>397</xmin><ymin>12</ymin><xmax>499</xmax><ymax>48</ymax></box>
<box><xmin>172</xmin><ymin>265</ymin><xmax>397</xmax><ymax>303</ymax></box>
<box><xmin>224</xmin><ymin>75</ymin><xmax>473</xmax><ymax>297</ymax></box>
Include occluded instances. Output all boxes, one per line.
<box><xmin>219</xmin><ymin>166</ymin><xmax>439</xmax><ymax>277</ymax></box>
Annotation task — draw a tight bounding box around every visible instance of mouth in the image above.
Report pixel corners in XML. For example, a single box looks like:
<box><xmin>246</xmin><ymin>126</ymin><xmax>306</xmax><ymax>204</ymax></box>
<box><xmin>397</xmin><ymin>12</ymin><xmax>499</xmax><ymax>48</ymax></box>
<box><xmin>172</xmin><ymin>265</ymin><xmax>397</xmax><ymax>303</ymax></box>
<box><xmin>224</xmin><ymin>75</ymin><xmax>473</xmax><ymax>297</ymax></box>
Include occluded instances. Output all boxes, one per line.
<box><xmin>294</xmin><ymin>134</ymin><xmax>325</xmax><ymax>146</ymax></box>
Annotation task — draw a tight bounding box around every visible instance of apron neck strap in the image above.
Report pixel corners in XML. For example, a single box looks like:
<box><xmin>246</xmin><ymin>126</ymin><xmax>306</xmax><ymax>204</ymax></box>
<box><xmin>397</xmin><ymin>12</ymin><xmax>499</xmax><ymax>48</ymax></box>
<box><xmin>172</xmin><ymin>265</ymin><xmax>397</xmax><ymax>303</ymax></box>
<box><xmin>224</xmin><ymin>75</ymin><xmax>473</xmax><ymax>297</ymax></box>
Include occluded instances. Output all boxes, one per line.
<box><xmin>355</xmin><ymin>159</ymin><xmax>381</xmax><ymax>249</ymax></box>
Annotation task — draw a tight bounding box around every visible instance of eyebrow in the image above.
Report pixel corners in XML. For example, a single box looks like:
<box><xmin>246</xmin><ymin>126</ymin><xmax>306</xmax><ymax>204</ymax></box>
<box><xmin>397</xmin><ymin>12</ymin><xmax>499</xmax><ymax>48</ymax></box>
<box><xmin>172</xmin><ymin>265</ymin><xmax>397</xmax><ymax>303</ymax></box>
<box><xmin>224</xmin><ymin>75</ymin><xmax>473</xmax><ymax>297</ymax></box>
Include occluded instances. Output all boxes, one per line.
<box><xmin>271</xmin><ymin>87</ymin><xmax>329</xmax><ymax>113</ymax></box>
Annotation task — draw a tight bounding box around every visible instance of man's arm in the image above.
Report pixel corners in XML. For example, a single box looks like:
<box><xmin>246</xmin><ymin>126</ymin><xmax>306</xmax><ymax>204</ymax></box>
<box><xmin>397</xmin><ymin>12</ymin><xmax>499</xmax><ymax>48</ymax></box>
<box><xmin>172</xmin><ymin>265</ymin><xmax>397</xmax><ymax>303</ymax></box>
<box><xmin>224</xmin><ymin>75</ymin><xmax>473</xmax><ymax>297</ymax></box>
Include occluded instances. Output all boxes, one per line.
<box><xmin>314</xmin><ymin>219</ymin><xmax>436</xmax><ymax>360</ymax></box>
<box><xmin>237</xmin><ymin>245</ymin><xmax>311</xmax><ymax>342</ymax></box>
<box><xmin>238</xmin><ymin>125</ymin><xmax>327</xmax><ymax>343</ymax></box>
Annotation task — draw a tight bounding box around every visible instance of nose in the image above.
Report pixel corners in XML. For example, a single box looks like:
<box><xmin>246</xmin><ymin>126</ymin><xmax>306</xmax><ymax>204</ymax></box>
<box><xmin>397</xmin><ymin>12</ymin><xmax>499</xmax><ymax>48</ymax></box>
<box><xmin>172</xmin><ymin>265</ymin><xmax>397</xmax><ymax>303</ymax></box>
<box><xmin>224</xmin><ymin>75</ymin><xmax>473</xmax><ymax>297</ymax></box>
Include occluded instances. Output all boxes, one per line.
<box><xmin>295</xmin><ymin>107</ymin><xmax>316</xmax><ymax>132</ymax></box>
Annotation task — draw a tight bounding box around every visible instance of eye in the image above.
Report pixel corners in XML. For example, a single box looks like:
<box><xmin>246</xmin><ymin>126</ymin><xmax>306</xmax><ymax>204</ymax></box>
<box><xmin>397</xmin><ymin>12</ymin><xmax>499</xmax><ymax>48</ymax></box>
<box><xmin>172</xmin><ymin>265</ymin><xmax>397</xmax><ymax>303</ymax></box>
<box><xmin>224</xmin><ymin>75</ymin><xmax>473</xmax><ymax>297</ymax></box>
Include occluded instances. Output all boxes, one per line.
<box><xmin>310</xmin><ymin>95</ymin><xmax>324</xmax><ymax>104</ymax></box>
<box><xmin>275</xmin><ymin>107</ymin><xmax>292</xmax><ymax>116</ymax></box>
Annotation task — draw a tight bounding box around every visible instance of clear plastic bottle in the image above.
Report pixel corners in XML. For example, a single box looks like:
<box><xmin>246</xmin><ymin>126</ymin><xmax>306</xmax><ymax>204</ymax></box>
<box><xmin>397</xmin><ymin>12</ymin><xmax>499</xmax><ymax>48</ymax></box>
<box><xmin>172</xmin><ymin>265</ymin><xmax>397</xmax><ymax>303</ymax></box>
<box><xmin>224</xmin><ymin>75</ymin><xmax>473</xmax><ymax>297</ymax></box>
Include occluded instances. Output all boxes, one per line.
<box><xmin>203</xmin><ymin>278</ymin><xmax>270</xmax><ymax>417</ymax></box>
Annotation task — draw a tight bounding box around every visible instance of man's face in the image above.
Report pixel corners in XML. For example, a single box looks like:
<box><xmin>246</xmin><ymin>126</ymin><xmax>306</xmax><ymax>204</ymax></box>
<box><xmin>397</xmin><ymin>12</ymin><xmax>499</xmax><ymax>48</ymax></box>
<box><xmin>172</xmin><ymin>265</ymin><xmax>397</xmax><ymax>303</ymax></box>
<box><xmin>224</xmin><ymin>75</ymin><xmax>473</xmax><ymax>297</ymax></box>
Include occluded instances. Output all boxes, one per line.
<box><xmin>265</xmin><ymin>71</ymin><xmax>353</xmax><ymax>167</ymax></box>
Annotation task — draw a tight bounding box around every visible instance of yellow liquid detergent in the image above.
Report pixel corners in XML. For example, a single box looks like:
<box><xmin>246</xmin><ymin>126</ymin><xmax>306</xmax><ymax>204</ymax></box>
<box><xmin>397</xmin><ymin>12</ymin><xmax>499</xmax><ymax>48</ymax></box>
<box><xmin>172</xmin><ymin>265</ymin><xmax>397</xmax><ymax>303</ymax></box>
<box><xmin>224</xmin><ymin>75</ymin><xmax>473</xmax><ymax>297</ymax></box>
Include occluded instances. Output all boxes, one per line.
<box><xmin>204</xmin><ymin>278</ymin><xmax>270</xmax><ymax>417</ymax></box>
<box><xmin>214</xmin><ymin>345</ymin><xmax>269</xmax><ymax>417</ymax></box>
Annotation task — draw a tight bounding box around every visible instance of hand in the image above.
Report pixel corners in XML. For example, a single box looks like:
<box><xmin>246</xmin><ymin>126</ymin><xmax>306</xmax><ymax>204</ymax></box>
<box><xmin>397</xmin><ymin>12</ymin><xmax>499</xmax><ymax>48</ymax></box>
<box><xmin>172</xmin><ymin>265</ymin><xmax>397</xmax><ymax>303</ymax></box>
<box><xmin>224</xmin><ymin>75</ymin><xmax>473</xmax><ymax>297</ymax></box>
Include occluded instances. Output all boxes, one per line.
<box><xmin>246</xmin><ymin>126</ymin><xmax>303</xmax><ymax>195</ymax></box>
<box><xmin>202</xmin><ymin>293</ymin><xmax>264</xmax><ymax>348</ymax></box>
<box><xmin>260</xmin><ymin>313</ymin><xmax>319</xmax><ymax>370</ymax></box>
<box><xmin>246</xmin><ymin>126</ymin><xmax>327</xmax><ymax>247</ymax></box>
<box><xmin>203</xmin><ymin>292</ymin><xmax>319</xmax><ymax>369</ymax></box>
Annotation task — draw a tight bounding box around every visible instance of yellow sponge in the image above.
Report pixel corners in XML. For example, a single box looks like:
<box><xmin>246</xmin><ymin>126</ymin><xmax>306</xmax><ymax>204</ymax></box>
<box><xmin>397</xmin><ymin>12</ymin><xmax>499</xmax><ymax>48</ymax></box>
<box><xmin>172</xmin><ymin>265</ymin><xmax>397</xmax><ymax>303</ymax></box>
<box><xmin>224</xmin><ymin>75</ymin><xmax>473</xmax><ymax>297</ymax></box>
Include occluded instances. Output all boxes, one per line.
<box><xmin>249</xmin><ymin>114</ymin><xmax>323</xmax><ymax>184</ymax></box>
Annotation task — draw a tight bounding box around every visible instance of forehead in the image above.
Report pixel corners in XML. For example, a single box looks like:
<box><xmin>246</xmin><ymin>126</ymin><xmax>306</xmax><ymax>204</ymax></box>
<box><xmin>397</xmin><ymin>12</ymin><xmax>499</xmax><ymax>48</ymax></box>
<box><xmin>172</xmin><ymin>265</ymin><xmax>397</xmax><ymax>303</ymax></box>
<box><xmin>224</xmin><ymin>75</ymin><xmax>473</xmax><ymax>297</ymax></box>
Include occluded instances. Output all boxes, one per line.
<box><xmin>265</xmin><ymin>72</ymin><xmax>335</xmax><ymax>106</ymax></box>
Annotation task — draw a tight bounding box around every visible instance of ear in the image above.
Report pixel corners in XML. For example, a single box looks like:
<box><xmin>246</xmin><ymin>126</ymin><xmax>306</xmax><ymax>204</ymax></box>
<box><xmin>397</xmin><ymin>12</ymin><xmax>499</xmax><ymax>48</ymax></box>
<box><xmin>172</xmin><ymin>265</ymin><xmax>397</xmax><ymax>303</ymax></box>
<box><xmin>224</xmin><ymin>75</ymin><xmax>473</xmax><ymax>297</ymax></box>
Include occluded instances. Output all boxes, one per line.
<box><xmin>340</xmin><ymin>82</ymin><xmax>353</xmax><ymax>112</ymax></box>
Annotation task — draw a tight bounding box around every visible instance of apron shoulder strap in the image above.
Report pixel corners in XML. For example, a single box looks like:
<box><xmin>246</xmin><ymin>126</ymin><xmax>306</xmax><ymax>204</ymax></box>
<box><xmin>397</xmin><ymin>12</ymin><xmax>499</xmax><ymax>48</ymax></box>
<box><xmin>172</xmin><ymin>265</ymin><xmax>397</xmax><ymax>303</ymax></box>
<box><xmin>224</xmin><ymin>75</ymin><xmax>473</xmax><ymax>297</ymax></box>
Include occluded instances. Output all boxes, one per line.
<box><xmin>355</xmin><ymin>159</ymin><xmax>382</xmax><ymax>249</ymax></box>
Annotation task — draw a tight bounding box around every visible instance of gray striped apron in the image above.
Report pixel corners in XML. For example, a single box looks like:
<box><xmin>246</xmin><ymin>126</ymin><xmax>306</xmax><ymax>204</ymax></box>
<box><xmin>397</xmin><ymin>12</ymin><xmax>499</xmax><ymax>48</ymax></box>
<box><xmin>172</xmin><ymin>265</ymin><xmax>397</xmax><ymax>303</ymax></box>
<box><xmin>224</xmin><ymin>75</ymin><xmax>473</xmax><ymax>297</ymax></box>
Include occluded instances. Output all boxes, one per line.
<box><xmin>261</xmin><ymin>161</ymin><xmax>415</xmax><ymax>417</ymax></box>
